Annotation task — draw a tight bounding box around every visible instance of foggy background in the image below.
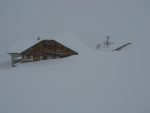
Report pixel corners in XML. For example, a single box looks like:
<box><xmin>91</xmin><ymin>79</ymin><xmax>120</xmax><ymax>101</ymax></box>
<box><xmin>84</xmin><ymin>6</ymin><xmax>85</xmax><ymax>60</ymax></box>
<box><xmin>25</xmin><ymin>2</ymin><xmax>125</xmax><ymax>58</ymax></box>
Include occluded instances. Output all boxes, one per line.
<box><xmin>0</xmin><ymin>0</ymin><xmax>150</xmax><ymax>52</ymax></box>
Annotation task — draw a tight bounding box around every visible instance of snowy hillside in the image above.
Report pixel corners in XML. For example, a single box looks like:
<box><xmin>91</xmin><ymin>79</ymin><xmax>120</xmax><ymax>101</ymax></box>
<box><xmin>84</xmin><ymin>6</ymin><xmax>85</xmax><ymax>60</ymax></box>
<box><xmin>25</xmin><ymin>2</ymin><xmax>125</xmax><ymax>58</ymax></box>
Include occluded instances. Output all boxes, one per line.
<box><xmin>0</xmin><ymin>37</ymin><xmax>150</xmax><ymax>113</ymax></box>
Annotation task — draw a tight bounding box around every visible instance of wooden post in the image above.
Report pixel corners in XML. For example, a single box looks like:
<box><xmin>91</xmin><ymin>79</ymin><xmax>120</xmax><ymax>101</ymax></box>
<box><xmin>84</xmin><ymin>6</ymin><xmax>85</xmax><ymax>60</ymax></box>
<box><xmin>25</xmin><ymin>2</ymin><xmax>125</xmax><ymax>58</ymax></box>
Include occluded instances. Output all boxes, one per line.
<box><xmin>11</xmin><ymin>55</ymin><xmax>15</xmax><ymax>67</ymax></box>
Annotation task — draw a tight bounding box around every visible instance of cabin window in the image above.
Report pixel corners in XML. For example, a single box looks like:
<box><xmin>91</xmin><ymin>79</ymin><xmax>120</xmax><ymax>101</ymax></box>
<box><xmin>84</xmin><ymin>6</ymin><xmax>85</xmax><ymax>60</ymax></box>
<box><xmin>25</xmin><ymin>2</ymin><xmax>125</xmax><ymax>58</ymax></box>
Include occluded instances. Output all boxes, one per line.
<box><xmin>43</xmin><ymin>56</ymin><xmax>47</xmax><ymax>60</ymax></box>
<box><xmin>40</xmin><ymin>56</ymin><xmax>43</xmax><ymax>60</ymax></box>
<box><xmin>31</xmin><ymin>56</ymin><xmax>33</xmax><ymax>59</ymax></box>
<box><xmin>27</xmin><ymin>56</ymin><xmax>31</xmax><ymax>59</ymax></box>
<box><xmin>23</xmin><ymin>55</ymin><xmax>26</xmax><ymax>59</ymax></box>
<box><xmin>33</xmin><ymin>56</ymin><xmax>40</xmax><ymax>61</ymax></box>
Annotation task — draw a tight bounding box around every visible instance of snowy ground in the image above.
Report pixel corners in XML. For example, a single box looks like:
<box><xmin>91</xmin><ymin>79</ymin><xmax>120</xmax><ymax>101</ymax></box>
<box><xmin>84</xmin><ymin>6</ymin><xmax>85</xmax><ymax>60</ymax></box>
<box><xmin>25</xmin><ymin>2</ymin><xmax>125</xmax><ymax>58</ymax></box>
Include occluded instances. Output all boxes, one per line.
<box><xmin>0</xmin><ymin>37</ymin><xmax>150</xmax><ymax>113</ymax></box>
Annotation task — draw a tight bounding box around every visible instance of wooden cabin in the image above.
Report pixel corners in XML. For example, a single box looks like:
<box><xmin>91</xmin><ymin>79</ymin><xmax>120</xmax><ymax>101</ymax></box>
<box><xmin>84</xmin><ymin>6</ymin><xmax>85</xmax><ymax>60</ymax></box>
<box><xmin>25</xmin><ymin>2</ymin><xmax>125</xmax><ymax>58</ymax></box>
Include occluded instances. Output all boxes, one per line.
<box><xmin>8</xmin><ymin>39</ymin><xmax>78</xmax><ymax>67</ymax></box>
<box><xmin>22</xmin><ymin>40</ymin><xmax>78</xmax><ymax>62</ymax></box>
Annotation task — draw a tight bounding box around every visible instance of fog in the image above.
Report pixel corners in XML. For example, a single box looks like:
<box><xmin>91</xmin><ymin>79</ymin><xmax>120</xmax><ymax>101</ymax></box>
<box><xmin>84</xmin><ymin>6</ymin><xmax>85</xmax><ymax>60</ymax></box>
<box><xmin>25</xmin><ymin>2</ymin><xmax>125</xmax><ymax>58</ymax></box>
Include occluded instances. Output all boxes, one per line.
<box><xmin>0</xmin><ymin>0</ymin><xmax>150</xmax><ymax>51</ymax></box>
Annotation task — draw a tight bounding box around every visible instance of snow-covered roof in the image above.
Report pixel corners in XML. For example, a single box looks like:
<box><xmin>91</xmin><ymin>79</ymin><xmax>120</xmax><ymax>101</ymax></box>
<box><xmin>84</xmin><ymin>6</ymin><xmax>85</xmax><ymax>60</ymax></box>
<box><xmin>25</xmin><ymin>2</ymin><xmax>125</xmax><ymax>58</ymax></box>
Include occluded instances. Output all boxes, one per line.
<box><xmin>8</xmin><ymin>39</ymin><xmax>41</xmax><ymax>54</ymax></box>
<box><xmin>8</xmin><ymin>34</ymin><xmax>90</xmax><ymax>54</ymax></box>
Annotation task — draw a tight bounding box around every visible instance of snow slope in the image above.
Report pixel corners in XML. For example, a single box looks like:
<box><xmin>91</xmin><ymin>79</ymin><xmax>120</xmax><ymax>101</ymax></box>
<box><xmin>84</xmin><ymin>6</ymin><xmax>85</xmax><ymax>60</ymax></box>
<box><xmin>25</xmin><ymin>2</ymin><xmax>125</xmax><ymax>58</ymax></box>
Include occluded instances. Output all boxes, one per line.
<box><xmin>0</xmin><ymin>37</ymin><xmax>150</xmax><ymax>113</ymax></box>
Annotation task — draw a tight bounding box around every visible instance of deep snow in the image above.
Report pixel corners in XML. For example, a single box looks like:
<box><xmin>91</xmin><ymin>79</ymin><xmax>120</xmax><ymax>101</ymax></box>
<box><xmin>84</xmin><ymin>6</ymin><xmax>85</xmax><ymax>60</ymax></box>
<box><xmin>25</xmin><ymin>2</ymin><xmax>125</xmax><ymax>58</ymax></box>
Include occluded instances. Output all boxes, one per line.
<box><xmin>0</xmin><ymin>37</ymin><xmax>150</xmax><ymax>113</ymax></box>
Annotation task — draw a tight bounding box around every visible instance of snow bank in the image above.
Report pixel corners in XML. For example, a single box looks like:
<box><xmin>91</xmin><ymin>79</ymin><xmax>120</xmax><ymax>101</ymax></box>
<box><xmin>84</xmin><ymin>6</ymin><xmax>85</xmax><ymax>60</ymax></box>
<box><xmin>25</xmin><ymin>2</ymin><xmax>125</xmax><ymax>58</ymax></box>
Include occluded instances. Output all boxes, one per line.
<box><xmin>0</xmin><ymin>37</ymin><xmax>150</xmax><ymax>113</ymax></box>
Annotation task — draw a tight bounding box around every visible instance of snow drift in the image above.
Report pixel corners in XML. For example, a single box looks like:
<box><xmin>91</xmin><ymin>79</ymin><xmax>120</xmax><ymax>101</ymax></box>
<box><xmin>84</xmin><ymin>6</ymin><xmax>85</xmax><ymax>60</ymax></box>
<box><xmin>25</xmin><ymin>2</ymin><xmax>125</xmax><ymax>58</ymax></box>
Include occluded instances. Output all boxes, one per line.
<box><xmin>0</xmin><ymin>36</ymin><xmax>150</xmax><ymax>113</ymax></box>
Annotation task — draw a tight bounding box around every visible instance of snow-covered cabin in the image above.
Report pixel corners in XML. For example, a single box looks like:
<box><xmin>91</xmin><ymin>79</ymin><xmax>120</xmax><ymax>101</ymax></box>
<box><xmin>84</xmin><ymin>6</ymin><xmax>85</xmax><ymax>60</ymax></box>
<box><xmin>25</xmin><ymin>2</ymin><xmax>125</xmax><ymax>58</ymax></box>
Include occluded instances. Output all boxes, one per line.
<box><xmin>8</xmin><ymin>35</ymin><xmax>80</xmax><ymax>67</ymax></box>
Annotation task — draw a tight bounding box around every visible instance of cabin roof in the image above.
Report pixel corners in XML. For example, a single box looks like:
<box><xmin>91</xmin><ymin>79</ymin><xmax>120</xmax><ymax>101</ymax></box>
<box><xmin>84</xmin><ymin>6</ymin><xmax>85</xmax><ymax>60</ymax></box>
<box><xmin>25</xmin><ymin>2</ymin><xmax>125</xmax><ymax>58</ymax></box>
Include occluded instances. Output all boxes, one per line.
<box><xmin>8</xmin><ymin>39</ymin><xmax>41</xmax><ymax>54</ymax></box>
<box><xmin>8</xmin><ymin>34</ymin><xmax>89</xmax><ymax>54</ymax></box>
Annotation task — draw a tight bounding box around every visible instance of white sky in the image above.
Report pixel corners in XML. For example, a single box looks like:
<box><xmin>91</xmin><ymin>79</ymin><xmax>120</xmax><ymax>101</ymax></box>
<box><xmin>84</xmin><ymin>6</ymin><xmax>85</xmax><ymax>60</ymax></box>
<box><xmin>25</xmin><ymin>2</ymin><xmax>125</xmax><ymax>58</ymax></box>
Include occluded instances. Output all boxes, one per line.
<box><xmin>0</xmin><ymin>0</ymin><xmax>150</xmax><ymax>51</ymax></box>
